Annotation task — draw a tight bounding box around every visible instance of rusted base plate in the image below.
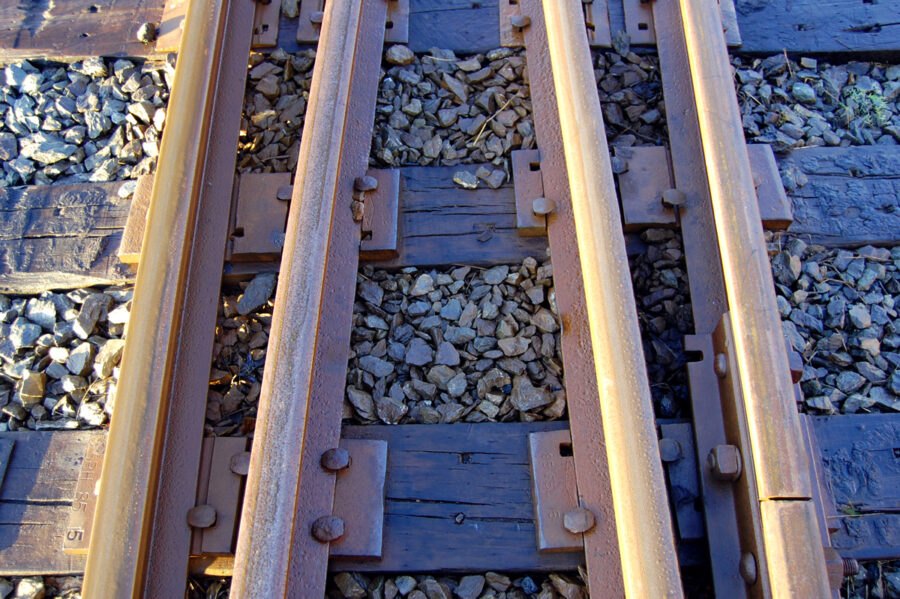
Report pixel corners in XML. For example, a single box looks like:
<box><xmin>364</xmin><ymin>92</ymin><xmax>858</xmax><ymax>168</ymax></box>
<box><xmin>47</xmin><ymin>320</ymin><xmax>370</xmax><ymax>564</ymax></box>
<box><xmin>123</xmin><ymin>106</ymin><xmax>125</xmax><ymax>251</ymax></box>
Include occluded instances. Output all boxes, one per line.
<box><xmin>512</xmin><ymin>149</ymin><xmax>546</xmax><ymax>236</ymax></box>
<box><xmin>616</xmin><ymin>144</ymin><xmax>792</xmax><ymax>231</ymax></box>
<box><xmin>360</xmin><ymin>170</ymin><xmax>401</xmax><ymax>260</ymax></box>
<box><xmin>298</xmin><ymin>0</ymin><xmax>408</xmax><ymax>43</ymax></box>
<box><xmin>500</xmin><ymin>0</ymin><xmax>611</xmax><ymax>48</ymax></box>
<box><xmin>528</xmin><ymin>429</ymin><xmax>581</xmax><ymax>552</ymax></box>
<box><xmin>330</xmin><ymin>439</ymin><xmax>388</xmax><ymax>559</ymax></box>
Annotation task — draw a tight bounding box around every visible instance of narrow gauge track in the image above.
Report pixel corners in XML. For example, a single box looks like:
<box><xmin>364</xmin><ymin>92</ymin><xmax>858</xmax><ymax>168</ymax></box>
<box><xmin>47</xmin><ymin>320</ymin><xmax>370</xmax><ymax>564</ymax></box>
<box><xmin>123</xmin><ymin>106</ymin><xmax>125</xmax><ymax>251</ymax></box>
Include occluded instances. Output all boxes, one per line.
<box><xmin>0</xmin><ymin>0</ymin><xmax>897</xmax><ymax>598</ymax></box>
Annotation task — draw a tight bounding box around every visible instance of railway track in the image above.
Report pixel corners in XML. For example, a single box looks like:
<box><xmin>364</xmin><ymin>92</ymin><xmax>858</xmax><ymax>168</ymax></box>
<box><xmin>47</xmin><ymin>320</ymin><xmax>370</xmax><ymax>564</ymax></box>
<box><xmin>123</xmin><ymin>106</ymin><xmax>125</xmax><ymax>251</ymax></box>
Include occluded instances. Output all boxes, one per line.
<box><xmin>0</xmin><ymin>0</ymin><xmax>899</xmax><ymax>598</ymax></box>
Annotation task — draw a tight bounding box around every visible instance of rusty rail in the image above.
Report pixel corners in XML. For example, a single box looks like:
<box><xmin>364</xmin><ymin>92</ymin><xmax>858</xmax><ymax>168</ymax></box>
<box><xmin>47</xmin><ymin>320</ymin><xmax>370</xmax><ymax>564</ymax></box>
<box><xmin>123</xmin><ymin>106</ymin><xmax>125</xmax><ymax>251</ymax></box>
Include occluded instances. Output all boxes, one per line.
<box><xmin>538</xmin><ymin>1</ymin><xmax>683</xmax><ymax>596</ymax></box>
<box><xmin>676</xmin><ymin>0</ymin><xmax>830</xmax><ymax>595</ymax></box>
<box><xmin>230</xmin><ymin>1</ymin><xmax>386</xmax><ymax>596</ymax></box>
<box><xmin>81</xmin><ymin>0</ymin><xmax>236</xmax><ymax>596</ymax></box>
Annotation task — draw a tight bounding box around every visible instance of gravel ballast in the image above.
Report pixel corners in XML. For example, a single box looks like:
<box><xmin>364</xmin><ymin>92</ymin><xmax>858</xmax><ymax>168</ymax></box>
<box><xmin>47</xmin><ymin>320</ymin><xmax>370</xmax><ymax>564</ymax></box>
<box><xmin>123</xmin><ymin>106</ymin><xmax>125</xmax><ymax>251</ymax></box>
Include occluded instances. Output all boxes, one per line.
<box><xmin>734</xmin><ymin>55</ymin><xmax>900</xmax><ymax>150</ymax></box>
<box><xmin>770</xmin><ymin>237</ymin><xmax>900</xmax><ymax>414</ymax></box>
<box><xmin>1</xmin><ymin>58</ymin><xmax>173</xmax><ymax>187</ymax></box>
<box><xmin>345</xmin><ymin>260</ymin><xmax>565</xmax><ymax>425</ymax></box>
<box><xmin>238</xmin><ymin>49</ymin><xmax>316</xmax><ymax>174</ymax></box>
<box><xmin>371</xmin><ymin>46</ymin><xmax>534</xmax><ymax>169</ymax></box>
<box><xmin>0</xmin><ymin>286</ymin><xmax>131</xmax><ymax>431</ymax></box>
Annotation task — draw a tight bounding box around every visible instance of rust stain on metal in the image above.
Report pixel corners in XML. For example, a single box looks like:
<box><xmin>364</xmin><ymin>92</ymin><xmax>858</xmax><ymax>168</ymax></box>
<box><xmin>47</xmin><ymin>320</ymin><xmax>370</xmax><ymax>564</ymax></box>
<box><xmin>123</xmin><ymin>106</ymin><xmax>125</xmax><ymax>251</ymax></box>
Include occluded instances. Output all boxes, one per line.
<box><xmin>329</xmin><ymin>439</ymin><xmax>388</xmax><ymax>559</ymax></box>
<box><xmin>623</xmin><ymin>0</ymin><xmax>655</xmax><ymax>45</ymax></box>
<box><xmin>231</xmin><ymin>1</ymin><xmax>388</xmax><ymax>597</ymax></box>
<box><xmin>232</xmin><ymin>172</ymin><xmax>291</xmax><ymax>260</ymax></box>
<box><xmin>82</xmin><ymin>0</ymin><xmax>253</xmax><ymax>594</ymax></box>
<box><xmin>511</xmin><ymin>149</ymin><xmax>546</xmax><ymax>236</ymax></box>
<box><xmin>252</xmin><ymin>0</ymin><xmax>280</xmax><ymax>48</ymax></box>
<box><xmin>528</xmin><ymin>430</ymin><xmax>582</xmax><ymax>552</ymax></box>
<box><xmin>499</xmin><ymin>0</ymin><xmax>525</xmax><ymax>47</ymax></box>
<box><xmin>360</xmin><ymin>169</ymin><xmax>400</xmax><ymax>260</ymax></box>
<box><xmin>582</xmin><ymin>0</ymin><xmax>612</xmax><ymax>48</ymax></box>
<box><xmin>63</xmin><ymin>434</ymin><xmax>106</xmax><ymax>555</ymax></box>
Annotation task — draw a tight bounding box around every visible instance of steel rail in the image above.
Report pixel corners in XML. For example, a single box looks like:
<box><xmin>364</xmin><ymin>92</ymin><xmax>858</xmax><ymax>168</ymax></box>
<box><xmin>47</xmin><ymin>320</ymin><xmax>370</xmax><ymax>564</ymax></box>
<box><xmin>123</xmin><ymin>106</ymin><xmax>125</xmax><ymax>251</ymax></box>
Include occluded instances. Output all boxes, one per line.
<box><xmin>230</xmin><ymin>1</ymin><xmax>374</xmax><ymax>596</ymax></box>
<box><xmin>81</xmin><ymin>0</ymin><xmax>233</xmax><ymax>596</ymax></box>
<box><xmin>676</xmin><ymin>0</ymin><xmax>830</xmax><ymax>595</ymax></box>
<box><xmin>539</xmin><ymin>1</ymin><xmax>683</xmax><ymax>596</ymax></box>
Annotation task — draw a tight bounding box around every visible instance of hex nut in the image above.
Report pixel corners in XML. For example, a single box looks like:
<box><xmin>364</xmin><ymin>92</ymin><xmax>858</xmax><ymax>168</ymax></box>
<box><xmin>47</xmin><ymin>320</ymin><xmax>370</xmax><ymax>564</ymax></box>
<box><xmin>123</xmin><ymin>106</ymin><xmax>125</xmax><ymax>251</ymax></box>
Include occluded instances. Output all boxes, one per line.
<box><xmin>187</xmin><ymin>505</ymin><xmax>217</xmax><ymax>529</ymax></box>
<box><xmin>311</xmin><ymin>515</ymin><xmax>344</xmax><ymax>542</ymax></box>
<box><xmin>563</xmin><ymin>507</ymin><xmax>596</xmax><ymax>534</ymax></box>
<box><xmin>320</xmin><ymin>447</ymin><xmax>351</xmax><ymax>472</ymax></box>
<box><xmin>708</xmin><ymin>444</ymin><xmax>742</xmax><ymax>482</ymax></box>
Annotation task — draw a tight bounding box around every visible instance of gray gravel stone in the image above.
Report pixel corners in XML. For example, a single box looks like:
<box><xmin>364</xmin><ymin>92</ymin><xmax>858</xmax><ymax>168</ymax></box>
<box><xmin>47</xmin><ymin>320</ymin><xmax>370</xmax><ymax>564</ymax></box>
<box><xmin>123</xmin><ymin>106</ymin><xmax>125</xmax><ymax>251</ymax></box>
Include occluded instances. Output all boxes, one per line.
<box><xmin>237</xmin><ymin>272</ymin><xmax>277</xmax><ymax>315</ymax></box>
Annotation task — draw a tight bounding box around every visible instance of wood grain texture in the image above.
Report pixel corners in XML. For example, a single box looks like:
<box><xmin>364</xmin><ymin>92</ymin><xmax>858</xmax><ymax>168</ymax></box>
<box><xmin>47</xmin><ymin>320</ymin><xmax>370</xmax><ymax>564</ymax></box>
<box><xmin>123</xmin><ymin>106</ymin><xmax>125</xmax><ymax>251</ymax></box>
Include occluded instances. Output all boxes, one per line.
<box><xmin>783</xmin><ymin>146</ymin><xmax>900</xmax><ymax>246</ymax></box>
<box><xmin>333</xmin><ymin>422</ymin><xmax>583</xmax><ymax>573</ymax></box>
<box><xmin>0</xmin><ymin>431</ymin><xmax>103</xmax><ymax>576</ymax></box>
<box><xmin>367</xmin><ymin>165</ymin><xmax>548</xmax><ymax>268</ymax></box>
<box><xmin>0</xmin><ymin>0</ymin><xmax>166</xmax><ymax>61</ymax></box>
<box><xmin>408</xmin><ymin>0</ymin><xmax>500</xmax><ymax>53</ymax></box>
<box><xmin>735</xmin><ymin>0</ymin><xmax>900</xmax><ymax>54</ymax></box>
<box><xmin>0</xmin><ymin>181</ymin><xmax>133</xmax><ymax>294</ymax></box>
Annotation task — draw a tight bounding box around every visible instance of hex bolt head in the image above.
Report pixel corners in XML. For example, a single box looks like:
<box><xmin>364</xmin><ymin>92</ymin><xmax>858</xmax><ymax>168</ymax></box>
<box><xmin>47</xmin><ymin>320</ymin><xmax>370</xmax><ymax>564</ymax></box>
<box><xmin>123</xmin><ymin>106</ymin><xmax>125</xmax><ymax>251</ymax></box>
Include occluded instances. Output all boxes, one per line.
<box><xmin>510</xmin><ymin>15</ymin><xmax>531</xmax><ymax>28</ymax></box>
<box><xmin>311</xmin><ymin>515</ymin><xmax>344</xmax><ymax>542</ymax></box>
<box><xmin>708</xmin><ymin>444</ymin><xmax>742</xmax><ymax>482</ymax></box>
<box><xmin>714</xmin><ymin>353</ymin><xmax>728</xmax><ymax>378</ymax></box>
<box><xmin>320</xmin><ymin>447</ymin><xmax>351</xmax><ymax>472</ymax></box>
<box><xmin>309</xmin><ymin>10</ymin><xmax>324</xmax><ymax>24</ymax></box>
<box><xmin>230</xmin><ymin>451</ymin><xmax>251</xmax><ymax>476</ymax></box>
<box><xmin>563</xmin><ymin>507</ymin><xmax>596</xmax><ymax>534</ymax></box>
<box><xmin>354</xmin><ymin>175</ymin><xmax>379</xmax><ymax>192</ymax></box>
<box><xmin>661</xmin><ymin>188</ymin><xmax>687</xmax><ymax>208</ymax></box>
<box><xmin>658</xmin><ymin>438</ymin><xmax>683</xmax><ymax>463</ymax></box>
<box><xmin>739</xmin><ymin>552</ymin><xmax>757</xmax><ymax>584</ymax></box>
<box><xmin>532</xmin><ymin>196</ymin><xmax>556</xmax><ymax>216</ymax></box>
<box><xmin>187</xmin><ymin>505</ymin><xmax>217</xmax><ymax>529</ymax></box>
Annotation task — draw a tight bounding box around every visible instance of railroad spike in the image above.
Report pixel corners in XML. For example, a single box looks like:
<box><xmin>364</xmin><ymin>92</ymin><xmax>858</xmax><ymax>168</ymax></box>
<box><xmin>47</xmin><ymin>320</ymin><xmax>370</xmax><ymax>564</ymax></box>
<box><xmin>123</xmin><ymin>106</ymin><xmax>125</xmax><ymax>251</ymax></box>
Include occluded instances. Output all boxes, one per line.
<box><xmin>563</xmin><ymin>507</ymin><xmax>596</xmax><ymax>534</ymax></box>
<box><xmin>658</xmin><ymin>438</ymin><xmax>683</xmax><ymax>463</ymax></box>
<box><xmin>187</xmin><ymin>505</ymin><xmax>217</xmax><ymax>529</ymax></box>
<box><xmin>311</xmin><ymin>515</ymin><xmax>344</xmax><ymax>543</ymax></box>
<box><xmin>532</xmin><ymin>196</ymin><xmax>556</xmax><ymax>216</ymax></box>
<box><xmin>661</xmin><ymin>188</ymin><xmax>687</xmax><ymax>208</ymax></box>
<box><xmin>739</xmin><ymin>552</ymin><xmax>757</xmax><ymax>585</ymax></box>
<box><xmin>309</xmin><ymin>11</ymin><xmax>324</xmax><ymax>24</ymax></box>
<box><xmin>321</xmin><ymin>447</ymin><xmax>351</xmax><ymax>472</ymax></box>
<box><xmin>510</xmin><ymin>15</ymin><xmax>531</xmax><ymax>29</ymax></box>
<box><xmin>354</xmin><ymin>175</ymin><xmax>379</xmax><ymax>192</ymax></box>
<box><xmin>276</xmin><ymin>185</ymin><xmax>293</xmax><ymax>201</ymax></box>
<box><xmin>230</xmin><ymin>451</ymin><xmax>251</xmax><ymax>476</ymax></box>
<box><xmin>713</xmin><ymin>353</ymin><xmax>728</xmax><ymax>378</ymax></box>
